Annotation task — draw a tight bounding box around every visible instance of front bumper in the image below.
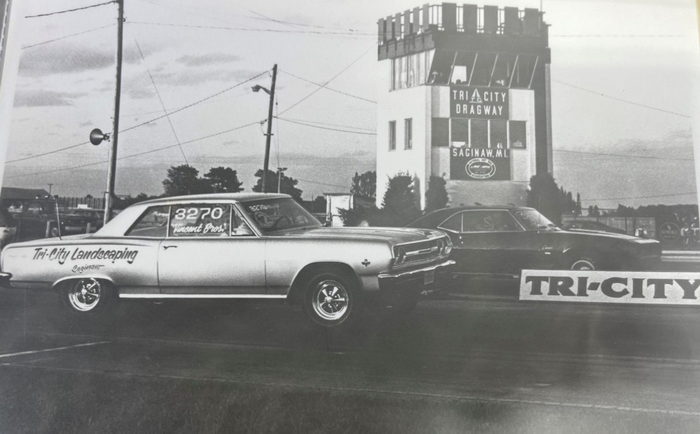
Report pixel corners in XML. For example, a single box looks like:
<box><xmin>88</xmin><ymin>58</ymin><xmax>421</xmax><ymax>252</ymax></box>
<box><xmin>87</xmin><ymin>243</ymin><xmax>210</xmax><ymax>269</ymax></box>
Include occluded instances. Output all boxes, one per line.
<box><xmin>0</xmin><ymin>272</ymin><xmax>12</xmax><ymax>287</ymax></box>
<box><xmin>378</xmin><ymin>259</ymin><xmax>455</xmax><ymax>295</ymax></box>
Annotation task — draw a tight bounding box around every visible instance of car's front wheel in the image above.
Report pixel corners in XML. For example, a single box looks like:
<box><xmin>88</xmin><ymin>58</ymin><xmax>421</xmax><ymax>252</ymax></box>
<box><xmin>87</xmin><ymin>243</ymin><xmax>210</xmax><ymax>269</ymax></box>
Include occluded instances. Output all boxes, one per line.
<box><xmin>59</xmin><ymin>278</ymin><xmax>113</xmax><ymax>315</ymax></box>
<box><xmin>303</xmin><ymin>272</ymin><xmax>356</xmax><ymax>327</ymax></box>
<box><xmin>568</xmin><ymin>256</ymin><xmax>598</xmax><ymax>271</ymax></box>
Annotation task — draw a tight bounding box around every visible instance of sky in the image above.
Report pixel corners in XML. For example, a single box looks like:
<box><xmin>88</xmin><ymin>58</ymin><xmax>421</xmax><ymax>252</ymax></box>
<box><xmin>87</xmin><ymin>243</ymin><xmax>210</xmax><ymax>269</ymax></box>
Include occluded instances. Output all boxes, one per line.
<box><xmin>2</xmin><ymin>0</ymin><xmax>698</xmax><ymax>208</ymax></box>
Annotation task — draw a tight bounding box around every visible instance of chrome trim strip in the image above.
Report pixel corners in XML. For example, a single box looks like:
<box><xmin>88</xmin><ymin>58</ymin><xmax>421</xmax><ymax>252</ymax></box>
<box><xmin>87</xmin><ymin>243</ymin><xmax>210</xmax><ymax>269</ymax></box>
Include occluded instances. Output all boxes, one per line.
<box><xmin>378</xmin><ymin>260</ymin><xmax>455</xmax><ymax>280</ymax></box>
<box><xmin>394</xmin><ymin>235</ymin><xmax>444</xmax><ymax>249</ymax></box>
<box><xmin>119</xmin><ymin>294</ymin><xmax>287</xmax><ymax>299</ymax></box>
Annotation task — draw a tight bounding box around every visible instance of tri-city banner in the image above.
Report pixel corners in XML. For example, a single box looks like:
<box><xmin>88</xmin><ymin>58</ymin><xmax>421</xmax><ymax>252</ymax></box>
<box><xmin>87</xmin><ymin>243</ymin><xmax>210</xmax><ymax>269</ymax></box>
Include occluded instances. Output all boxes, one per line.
<box><xmin>520</xmin><ymin>270</ymin><xmax>700</xmax><ymax>305</ymax></box>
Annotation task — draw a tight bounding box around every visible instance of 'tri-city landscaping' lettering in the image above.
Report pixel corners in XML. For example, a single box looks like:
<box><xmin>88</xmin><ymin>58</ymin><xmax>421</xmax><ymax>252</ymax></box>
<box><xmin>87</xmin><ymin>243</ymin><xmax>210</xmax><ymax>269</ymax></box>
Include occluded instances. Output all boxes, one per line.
<box><xmin>32</xmin><ymin>246</ymin><xmax>139</xmax><ymax>265</ymax></box>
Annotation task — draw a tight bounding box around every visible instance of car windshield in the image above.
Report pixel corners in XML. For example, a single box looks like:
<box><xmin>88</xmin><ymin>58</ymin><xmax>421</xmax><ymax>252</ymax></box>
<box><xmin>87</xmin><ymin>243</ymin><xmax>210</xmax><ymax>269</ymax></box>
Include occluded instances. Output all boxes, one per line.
<box><xmin>240</xmin><ymin>197</ymin><xmax>321</xmax><ymax>234</ymax></box>
<box><xmin>512</xmin><ymin>208</ymin><xmax>558</xmax><ymax>231</ymax></box>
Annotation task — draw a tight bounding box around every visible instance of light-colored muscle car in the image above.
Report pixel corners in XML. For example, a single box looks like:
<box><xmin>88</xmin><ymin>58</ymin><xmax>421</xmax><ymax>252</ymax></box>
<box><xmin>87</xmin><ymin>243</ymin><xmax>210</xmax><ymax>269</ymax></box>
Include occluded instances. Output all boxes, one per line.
<box><xmin>0</xmin><ymin>193</ymin><xmax>453</xmax><ymax>327</ymax></box>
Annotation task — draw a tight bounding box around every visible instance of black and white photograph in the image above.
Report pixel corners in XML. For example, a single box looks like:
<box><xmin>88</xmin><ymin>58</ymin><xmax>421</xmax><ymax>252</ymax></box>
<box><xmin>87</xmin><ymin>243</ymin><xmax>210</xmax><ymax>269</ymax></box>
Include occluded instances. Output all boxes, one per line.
<box><xmin>0</xmin><ymin>0</ymin><xmax>698</xmax><ymax>432</ymax></box>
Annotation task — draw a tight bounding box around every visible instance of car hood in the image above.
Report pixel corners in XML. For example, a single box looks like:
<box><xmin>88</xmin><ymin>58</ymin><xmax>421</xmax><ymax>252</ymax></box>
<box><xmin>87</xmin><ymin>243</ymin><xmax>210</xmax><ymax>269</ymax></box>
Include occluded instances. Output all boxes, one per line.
<box><xmin>275</xmin><ymin>226</ymin><xmax>445</xmax><ymax>244</ymax></box>
<box><xmin>557</xmin><ymin>228</ymin><xmax>659</xmax><ymax>244</ymax></box>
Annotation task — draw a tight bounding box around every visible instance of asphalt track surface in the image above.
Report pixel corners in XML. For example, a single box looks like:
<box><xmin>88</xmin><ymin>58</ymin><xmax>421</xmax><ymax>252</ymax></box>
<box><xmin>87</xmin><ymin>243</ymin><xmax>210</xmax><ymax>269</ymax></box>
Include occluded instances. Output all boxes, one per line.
<box><xmin>0</xmin><ymin>276</ymin><xmax>699</xmax><ymax>433</ymax></box>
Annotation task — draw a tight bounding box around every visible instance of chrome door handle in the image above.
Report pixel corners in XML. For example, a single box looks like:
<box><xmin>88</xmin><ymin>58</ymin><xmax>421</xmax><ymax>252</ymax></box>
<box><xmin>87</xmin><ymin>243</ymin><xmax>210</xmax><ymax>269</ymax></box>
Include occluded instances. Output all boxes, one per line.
<box><xmin>539</xmin><ymin>246</ymin><xmax>554</xmax><ymax>255</ymax></box>
<box><xmin>162</xmin><ymin>245</ymin><xmax>178</xmax><ymax>250</ymax></box>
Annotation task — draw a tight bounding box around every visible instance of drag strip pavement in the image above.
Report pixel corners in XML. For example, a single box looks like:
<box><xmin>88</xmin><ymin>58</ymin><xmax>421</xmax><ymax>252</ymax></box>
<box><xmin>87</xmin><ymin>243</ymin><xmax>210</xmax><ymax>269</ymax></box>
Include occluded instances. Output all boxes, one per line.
<box><xmin>1</xmin><ymin>288</ymin><xmax>700</xmax><ymax>431</ymax></box>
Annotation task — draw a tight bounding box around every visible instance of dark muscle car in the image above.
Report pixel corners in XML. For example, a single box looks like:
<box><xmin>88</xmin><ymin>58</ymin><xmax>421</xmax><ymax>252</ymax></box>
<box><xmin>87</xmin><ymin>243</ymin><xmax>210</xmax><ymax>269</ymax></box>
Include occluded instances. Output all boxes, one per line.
<box><xmin>407</xmin><ymin>206</ymin><xmax>661</xmax><ymax>279</ymax></box>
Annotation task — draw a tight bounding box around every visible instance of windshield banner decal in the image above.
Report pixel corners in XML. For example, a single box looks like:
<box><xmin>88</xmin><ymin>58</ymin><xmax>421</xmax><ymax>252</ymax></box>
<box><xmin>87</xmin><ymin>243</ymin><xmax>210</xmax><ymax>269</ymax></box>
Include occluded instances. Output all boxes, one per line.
<box><xmin>520</xmin><ymin>270</ymin><xmax>700</xmax><ymax>305</ymax></box>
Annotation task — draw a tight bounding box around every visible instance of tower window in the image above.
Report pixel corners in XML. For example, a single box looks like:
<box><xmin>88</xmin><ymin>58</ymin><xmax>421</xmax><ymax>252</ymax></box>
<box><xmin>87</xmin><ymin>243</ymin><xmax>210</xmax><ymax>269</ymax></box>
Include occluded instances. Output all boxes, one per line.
<box><xmin>389</xmin><ymin>121</ymin><xmax>396</xmax><ymax>151</ymax></box>
<box><xmin>451</xmin><ymin>118</ymin><xmax>469</xmax><ymax>144</ymax></box>
<box><xmin>404</xmin><ymin>118</ymin><xmax>413</xmax><ymax>150</ymax></box>
<box><xmin>490</xmin><ymin>120</ymin><xmax>507</xmax><ymax>148</ymax></box>
<box><xmin>471</xmin><ymin>119</ymin><xmax>488</xmax><ymax>147</ymax></box>
<box><xmin>510</xmin><ymin>121</ymin><xmax>527</xmax><ymax>148</ymax></box>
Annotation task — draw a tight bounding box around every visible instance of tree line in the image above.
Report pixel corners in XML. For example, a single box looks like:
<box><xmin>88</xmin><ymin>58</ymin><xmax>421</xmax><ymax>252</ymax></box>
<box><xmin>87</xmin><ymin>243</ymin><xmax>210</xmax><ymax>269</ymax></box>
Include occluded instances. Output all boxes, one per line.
<box><xmin>341</xmin><ymin>170</ymin><xmax>579</xmax><ymax>227</ymax></box>
<box><xmin>114</xmin><ymin>164</ymin><xmax>312</xmax><ymax>209</ymax></box>
<box><xmin>114</xmin><ymin>164</ymin><xmax>580</xmax><ymax>228</ymax></box>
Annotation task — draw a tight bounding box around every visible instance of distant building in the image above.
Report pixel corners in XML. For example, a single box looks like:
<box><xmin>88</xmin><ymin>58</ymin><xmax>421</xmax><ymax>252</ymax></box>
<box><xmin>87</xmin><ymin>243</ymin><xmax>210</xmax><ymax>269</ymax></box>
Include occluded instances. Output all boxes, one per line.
<box><xmin>376</xmin><ymin>3</ymin><xmax>552</xmax><ymax>208</ymax></box>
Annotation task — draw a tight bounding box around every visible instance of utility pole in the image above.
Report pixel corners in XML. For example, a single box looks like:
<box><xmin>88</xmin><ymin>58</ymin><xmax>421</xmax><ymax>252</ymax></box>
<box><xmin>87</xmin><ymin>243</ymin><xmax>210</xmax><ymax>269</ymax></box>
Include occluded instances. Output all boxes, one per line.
<box><xmin>104</xmin><ymin>0</ymin><xmax>124</xmax><ymax>225</ymax></box>
<box><xmin>262</xmin><ymin>64</ymin><xmax>277</xmax><ymax>193</ymax></box>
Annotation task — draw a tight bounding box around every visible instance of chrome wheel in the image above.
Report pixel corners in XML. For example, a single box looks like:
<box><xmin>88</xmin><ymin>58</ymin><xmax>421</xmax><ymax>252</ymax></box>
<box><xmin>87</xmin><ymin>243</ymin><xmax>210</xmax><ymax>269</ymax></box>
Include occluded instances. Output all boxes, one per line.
<box><xmin>570</xmin><ymin>259</ymin><xmax>595</xmax><ymax>271</ymax></box>
<box><xmin>66</xmin><ymin>278</ymin><xmax>102</xmax><ymax>312</ymax></box>
<box><xmin>311</xmin><ymin>279</ymin><xmax>349</xmax><ymax>321</ymax></box>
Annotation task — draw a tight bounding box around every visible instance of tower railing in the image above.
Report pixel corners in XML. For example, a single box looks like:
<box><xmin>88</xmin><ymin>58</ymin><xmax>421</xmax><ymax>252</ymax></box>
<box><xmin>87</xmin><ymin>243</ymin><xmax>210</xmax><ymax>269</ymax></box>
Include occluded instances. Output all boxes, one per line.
<box><xmin>378</xmin><ymin>3</ymin><xmax>544</xmax><ymax>45</ymax></box>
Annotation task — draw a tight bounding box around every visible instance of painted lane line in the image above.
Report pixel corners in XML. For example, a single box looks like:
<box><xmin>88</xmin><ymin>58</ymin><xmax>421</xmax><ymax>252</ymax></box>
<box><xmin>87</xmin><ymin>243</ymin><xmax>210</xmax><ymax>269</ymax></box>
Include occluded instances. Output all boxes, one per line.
<box><xmin>0</xmin><ymin>341</ymin><xmax>110</xmax><ymax>360</ymax></box>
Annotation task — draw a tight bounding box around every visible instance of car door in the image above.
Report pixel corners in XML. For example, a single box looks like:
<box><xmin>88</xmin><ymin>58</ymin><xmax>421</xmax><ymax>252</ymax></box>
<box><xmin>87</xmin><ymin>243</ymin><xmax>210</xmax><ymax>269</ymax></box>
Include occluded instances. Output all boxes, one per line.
<box><xmin>119</xmin><ymin>204</ymin><xmax>170</xmax><ymax>296</ymax></box>
<box><xmin>443</xmin><ymin>210</ymin><xmax>527</xmax><ymax>277</ymax></box>
<box><xmin>157</xmin><ymin>202</ymin><xmax>267</xmax><ymax>295</ymax></box>
<box><xmin>508</xmin><ymin>209</ymin><xmax>560</xmax><ymax>271</ymax></box>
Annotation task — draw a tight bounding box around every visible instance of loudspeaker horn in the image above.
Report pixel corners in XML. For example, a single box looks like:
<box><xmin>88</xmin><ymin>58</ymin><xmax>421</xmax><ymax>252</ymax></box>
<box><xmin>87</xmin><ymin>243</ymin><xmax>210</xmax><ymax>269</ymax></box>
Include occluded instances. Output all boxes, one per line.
<box><xmin>89</xmin><ymin>128</ymin><xmax>110</xmax><ymax>146</ymax></box>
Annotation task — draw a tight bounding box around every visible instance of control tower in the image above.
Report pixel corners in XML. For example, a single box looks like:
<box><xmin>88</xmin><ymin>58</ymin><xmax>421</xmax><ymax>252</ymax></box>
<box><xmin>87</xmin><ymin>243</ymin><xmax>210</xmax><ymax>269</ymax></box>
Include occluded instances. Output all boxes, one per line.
<box><xmin>376</xmin><ymin>3</ymin><xmax>551</xmax><ymax>208</ymax></box>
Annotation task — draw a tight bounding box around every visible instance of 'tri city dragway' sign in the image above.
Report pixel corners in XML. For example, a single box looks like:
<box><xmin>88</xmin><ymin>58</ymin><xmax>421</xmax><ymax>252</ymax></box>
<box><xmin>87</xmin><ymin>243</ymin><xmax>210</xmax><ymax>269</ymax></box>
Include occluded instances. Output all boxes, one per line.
<box><xmin>520</xmin><ymin>270</ymin><xmax>700</xmax><ymax>305</ymax></box>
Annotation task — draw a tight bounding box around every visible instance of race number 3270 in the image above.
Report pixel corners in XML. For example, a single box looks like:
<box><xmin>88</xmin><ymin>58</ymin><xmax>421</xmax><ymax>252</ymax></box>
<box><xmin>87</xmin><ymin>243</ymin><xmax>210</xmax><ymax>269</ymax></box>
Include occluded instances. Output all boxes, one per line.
<box><xmin>173</xmin><ymin>207</ymin><xmax>224</xmax><ymax>221</ymax></box>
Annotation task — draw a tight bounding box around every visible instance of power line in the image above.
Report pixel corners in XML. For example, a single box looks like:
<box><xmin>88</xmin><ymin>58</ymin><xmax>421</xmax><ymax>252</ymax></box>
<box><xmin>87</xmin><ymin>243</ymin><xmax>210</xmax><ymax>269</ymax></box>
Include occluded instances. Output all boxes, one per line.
<box><xmin>280</xmin><ymin>117</ymin><xmax>375</xmax><ymax>132</ymax></box>
<box><xmin>551</xmin><ymin>34</ymin><xmax>684</xmax><ymax>38</ymax></box>
<box><xmin>133</xmin><ymin>38</ymin><xmax>189</xmax><ymax>164</ymax></box>
<box><xmin>21</xmin><ymin>24</ymin><xmax>115</xmax><ymax>49</ymax></box>
<box><xmin>281</xmin><ymin>69</ymin><xmax>377</xmax><ymax>104</ymax></box>
<box><xmin>581</xmin><ymin>191</ymin><xmax>697</xmax><ymax>202</ymax></box>
<box><xmin>247</xmin><ymin>9</ymin><xmax>368</xmax><ymax>34</ymax></box>
<box><xmin>128</xmin><ymin>21</ymin><xmax>374</xmax><ymax>37</ymax></box>
<box><xmin>5</xmin><ymin>70</ymin><xmax>269</xmax><ymax>164</ymax></box>
<box><xmin>555</xmin><ymin>149</ymin><xmax>693</xmax><ymax>162</ymax></box>
<box><xmin>25</xmin><ymin>1</ymin><xmax>116</xmax><ymax>19</ymax></box>
<box><xmin>6</xmin><ymin>121</ymin><xmax>261</xmax><ymax>179</ymax></box>
<box><xmin>277</xmin><ymin>117</ymin><xmax>377</xmax><ymax>136</ymax></box>
<box><xmin>278</xmin><ymin>48</ymin><xmax>372</xmax><ymax>116</ymax></box>
<box><xmin>553</xmin><ymin>79</ymin><xmax>691</xmax><ymax>119</ymax></box>
<box><xmin>118</xmin><ymin>70</ymin><xmax>268</xmax><ymax>134</ymax></box>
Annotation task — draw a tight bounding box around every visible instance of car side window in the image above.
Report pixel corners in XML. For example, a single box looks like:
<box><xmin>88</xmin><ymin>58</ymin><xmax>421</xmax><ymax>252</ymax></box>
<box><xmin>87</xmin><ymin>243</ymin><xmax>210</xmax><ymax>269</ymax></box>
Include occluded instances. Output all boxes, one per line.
<box><xmin>438</xmin><ymin>213</ymin><xmax>462</xmax><ymax>232</ymax></box>
<box><xmin>169</xmin><ymin>203</ymin><xmax>232</xmax><ymax>237</ymax></box>
<box><xmin>126</xmin><ymin>206</ymin><xmax>170</xmax><ymax>237</ymax></box>
<box><xmin>231</xmin><ymin>207</ymin><xmax>254</xmax><ymax>236</ymax></box>
<box><xmin>461</xmin><ymin>210</ymin><xmax>521</xmax><ymax>232</ymax></box>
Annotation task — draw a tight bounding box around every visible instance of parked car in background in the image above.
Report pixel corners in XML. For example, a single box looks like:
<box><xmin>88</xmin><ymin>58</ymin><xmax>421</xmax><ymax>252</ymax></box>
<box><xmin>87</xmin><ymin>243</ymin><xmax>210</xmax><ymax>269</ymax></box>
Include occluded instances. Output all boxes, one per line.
<box><xmin>8</xmin><ymin>198</ymin><xmax>63</xmax><ymax>241</ymax></box>
<box><xmin>62</xmin><ymin>207</ymin><xmax>104</xmax><ymax>235</ymax></box>
<box><xmin>0</xmin><ymin>209</ymin><xmax>17</xmax><ymax>249</ymax></box>
<box><xmin>0</xmin><ymin>193</ymin><xmax>453</xmax><ymax>327</ymax></box>
<box><xmin>407</xmin><ymin>206</ymin><xmax>661</xmax><ymax>280</ymax></box>
<box><xmin>562</xmin><ymin>220</ymin><xmax>627</xmax><ymax>235</ymax></box>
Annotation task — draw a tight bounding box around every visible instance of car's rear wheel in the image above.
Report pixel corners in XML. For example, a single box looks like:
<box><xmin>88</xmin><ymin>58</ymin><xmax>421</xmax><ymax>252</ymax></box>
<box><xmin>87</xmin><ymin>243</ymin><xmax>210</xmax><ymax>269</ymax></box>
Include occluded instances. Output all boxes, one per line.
<box><xmin>60</xmin><ymin>278</ymin><xmax>113</xmax><ymax>314</ymax></box>
<box><xmin>303</xmin><ymin>272</ymin><xmax>356</xmax><ymax>327</ymax></box>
